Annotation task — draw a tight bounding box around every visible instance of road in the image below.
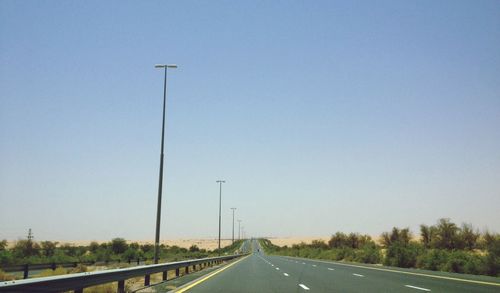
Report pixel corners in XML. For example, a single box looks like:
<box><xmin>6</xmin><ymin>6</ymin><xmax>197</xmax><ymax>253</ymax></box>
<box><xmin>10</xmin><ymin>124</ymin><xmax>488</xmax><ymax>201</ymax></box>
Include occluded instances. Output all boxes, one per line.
<box><xmin>178</xmin><ymin>239</ymin><xmax>500</xmax><ymax>292</ymax></box>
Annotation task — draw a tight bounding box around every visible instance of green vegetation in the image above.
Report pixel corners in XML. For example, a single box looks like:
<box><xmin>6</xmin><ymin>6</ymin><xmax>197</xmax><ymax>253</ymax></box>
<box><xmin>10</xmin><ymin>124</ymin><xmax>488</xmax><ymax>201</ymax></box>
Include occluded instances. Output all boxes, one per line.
<box><xmin>0</xmin><ymin>236</ymin><xmax>244</xmax><ymax>269</ymax></box>
<box><xmin>260</xmin><ymin>218</ymin><xmax>500</xmax><ymax>277</ymax></box>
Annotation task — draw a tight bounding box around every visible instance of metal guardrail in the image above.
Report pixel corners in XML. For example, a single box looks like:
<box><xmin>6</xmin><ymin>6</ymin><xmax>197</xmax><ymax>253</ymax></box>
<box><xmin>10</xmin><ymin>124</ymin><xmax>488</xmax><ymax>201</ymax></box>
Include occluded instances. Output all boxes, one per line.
<box><xmin>0</xmin><ymin>254</ymin><xmax>246</xmax><ymax>292</ymax></box>
<box><xmin>1</xmin><ymin>258</ymin><xmax>151</xmax><ymax>279</ymax></box>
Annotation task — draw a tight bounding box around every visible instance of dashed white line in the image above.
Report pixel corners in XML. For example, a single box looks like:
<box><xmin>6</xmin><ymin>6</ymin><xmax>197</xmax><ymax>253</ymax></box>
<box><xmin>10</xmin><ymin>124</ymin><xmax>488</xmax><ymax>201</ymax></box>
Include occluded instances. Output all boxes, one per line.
<box><xmin>312</xmin><ymin>264</ymin><xmax>317</xmax><ymax>267</ymax></box>
<box><xmin>328</xmin><ymin>268</ymin><xmax>335</xmax><ymax>271</ymax></box>
<box><xmin>405</xmin><ymin>285</ymin><xmax>431</xmax><ymax>291</ymax></box>
<box><xmin>276</xmin><ymin>267</ymin><xmax>280</xmax><ymax>270</ymax></box>
<box><xmin>299</xmin><ymin>284</ymin><xmax>310</xmax><ymax>290</ymax></box>
<box><xmin>353</xmin><ymin>273</ymin><xmax>364</xmax><ymax>277</ymax></box>
<box><xmin>283</xmin><ymin>273</ymin><xmax>289</xmax><ymax>277</ymax></box>
<box><xmin>302</xmin><ymin>262</ymin><xmax>306</xmax><ymax>265</ymax></box>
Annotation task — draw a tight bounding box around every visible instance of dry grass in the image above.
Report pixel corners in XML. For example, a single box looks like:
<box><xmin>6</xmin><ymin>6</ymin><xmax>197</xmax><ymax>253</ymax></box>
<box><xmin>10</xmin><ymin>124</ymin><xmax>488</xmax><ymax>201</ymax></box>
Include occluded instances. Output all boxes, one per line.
<box><xmin>0</xmin><ymin>269</ymin><xmax>15</xmax><ymax>281</ymax></box>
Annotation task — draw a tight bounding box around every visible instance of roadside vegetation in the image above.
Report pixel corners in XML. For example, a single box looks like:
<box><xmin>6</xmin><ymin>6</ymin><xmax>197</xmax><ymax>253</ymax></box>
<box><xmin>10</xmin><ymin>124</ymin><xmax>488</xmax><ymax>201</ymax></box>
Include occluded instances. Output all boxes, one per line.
<box><xmin>0</xmin><ymin>237</ymin><xmax>243</xmax><ymax>281</ymax></box>
<box><xmin>260</xmin><ymin>218</ymin><xmax>500</xmax><ymax>277</ymax></box>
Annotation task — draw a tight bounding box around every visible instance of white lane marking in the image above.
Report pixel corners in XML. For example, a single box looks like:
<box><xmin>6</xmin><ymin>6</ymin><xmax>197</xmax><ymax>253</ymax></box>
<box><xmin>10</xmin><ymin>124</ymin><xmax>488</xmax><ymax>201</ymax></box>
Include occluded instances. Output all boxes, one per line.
<box><xmin>276</xmin><ymin>267</ymin><xmax>280</xmax><ymax>270</ymax></box>
<box><xmin>312</xmin><ymin>264</ymin><xmax>317</xmax><ymax>267</ymax></box>
<box><xmin>285</xmin><ymin>256</ymin><xmax>500</xmax><ymax>287</ymax></box>
<box><xmin>405</xmin><ymin>285</ymin><xmax>431</xmax><ymax>291</ymax></box>
<box><xmin>353</xmin><ymin>273</ymin><xmax>364</xmax><ymax>277</ymax></box>
<box><xmin>328</xmin><ymin>268</ymin><xmax>335</xmax><ymax>271</ymax></box>
<box><xmin>271</xmin><ymin>264</ymin><xmax>274</xmax><ymax>266</ymax></box>
<box><xmin>302</xmin><ymin>262</ymin><xmax>306</xmax><ymax>265</ymax></box>
<box><xmin>283</xmin><ymin>273</ymin><xmax>289</xmax><ymax>276</ymax></box>
<box><xmin>299</xmin><ymin>284</ymin><xmax>310</xmax><ymax>290</ymax></box>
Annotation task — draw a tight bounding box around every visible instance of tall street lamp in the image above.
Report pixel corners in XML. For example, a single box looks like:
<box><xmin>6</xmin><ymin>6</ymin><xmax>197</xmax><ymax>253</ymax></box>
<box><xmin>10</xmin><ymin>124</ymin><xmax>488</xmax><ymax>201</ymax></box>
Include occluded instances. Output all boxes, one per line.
<box><xmin>216</xmin><ymin>180</ymin><xmax>225</xmax><ymax>254</ymax></box>
<box><xmin>230</xmin><ymin>208</ymin><xmax>236</xmax><ymax>244</ymax></box>
<box><xmin>153</xmin><ymin>64</ymin><xmax>177</xmax><ymax>264</ymax></box>
<box><xmin>237</xmin><ymin>219</ymin><xmax>242</xmax><ymax>240</ymax></box>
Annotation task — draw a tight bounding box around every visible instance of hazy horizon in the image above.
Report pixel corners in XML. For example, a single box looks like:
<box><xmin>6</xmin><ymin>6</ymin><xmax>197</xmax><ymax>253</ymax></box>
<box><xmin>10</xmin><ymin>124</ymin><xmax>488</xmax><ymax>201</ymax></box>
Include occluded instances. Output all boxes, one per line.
<box><xmin>1</xmin><ymin>1</ymin><xmax>499</xmax><ymax>241</ymax></box>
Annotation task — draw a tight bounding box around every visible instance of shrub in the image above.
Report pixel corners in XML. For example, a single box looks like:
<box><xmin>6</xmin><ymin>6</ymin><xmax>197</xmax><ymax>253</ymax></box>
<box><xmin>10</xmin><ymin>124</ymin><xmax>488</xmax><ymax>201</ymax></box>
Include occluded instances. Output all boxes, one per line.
<box><xmin>384</xmin><ymin>242</ymin><xmax>422</xmax><ymax>268</ymax></box>
<box><xmin>417</xmin><ymin>249</ymin><xmax>448</xmax><ymax>271</ymax></box>
<box><xmin>355</xmin><ymin>244</ymin><xmax>381</xmax><ymax>264</ymax></box>
<box><xmin>110</xmin><ymin>238</ymin><xmax>128</xmax><ymax>254</ymax></box>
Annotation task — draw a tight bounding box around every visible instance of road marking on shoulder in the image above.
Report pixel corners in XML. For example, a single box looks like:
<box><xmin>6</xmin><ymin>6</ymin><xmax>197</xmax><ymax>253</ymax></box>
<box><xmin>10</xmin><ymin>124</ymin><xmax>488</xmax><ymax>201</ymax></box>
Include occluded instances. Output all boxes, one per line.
<box><xmin>284</xmin><ymin>273</ymin><xmax>289</xmax><ymax>276</ymax></box>
<box><xmin>353</xmin><ymin>273</ymin><xmax>364</xmax><ymax>277</ymax></box>
<box><xmin>328</xmin><ymin>268</ymin><xmax>335</xmax><ymax>271</ymax></box>
<box><xmin>175</xmin><ymin>255</ymin><xmax>250</xmax><ymax>293</ymax></box>
<box><xmin>299</xmin><ymin>284</ymin><xmax>310</xmax><ymax>290</ymax></box>
<box><xmin>284</xmin><ymin>256</ymin><xmax>500</xmax><ymax>287</ymax></box>
<box><xmin>405</xmin><ymin>285</ymin><xmax>431</xmax><ymax>291</ymax></box>
<box><xmin>312</xmin><ymin>264</ymin><xmax>317</xmax><ymax>267</ymax></box>
<box><xmin>302</xmin><ymin>262</ymin><xmax>306</xmax><ymax>264</ymax></box>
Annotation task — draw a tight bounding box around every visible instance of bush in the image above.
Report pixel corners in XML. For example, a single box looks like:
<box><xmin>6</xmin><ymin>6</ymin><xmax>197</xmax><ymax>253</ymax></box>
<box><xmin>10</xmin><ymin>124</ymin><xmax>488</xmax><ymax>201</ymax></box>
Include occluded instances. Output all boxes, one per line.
<box><xmin>110</xmin><ymin>238</ymin><xmax>128</xmax><ymax>255</ymax></box>
<box><xmin>384</xmin><ymin>242</ymin><xmax>422</xmax><ymax>268</ymax></box>
<box><xmin>417</xmin><ymin>249</ymin><xmax>448</xmax><ymax>271</ymax></box>
<box><xmin>355</xmin><ymin>244</ymin><xmax>381</xmax><ymax>264</ymax></box>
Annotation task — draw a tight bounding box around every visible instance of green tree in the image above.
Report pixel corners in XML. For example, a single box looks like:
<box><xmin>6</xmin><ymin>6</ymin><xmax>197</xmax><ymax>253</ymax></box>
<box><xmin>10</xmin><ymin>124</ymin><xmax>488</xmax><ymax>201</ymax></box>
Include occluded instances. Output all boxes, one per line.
<box><xmin>89</xmin><ymin>241</ymin><xmax>99</xmax><ymax>253</ymax></box>
<box><xmin>13</xmin><ymin>240</ymin><xmax>40</xmax><ymax>258</ymax></box>
<box><xmin>459</xmin><ymin>223</ymin><xmax>479</xmax><ymax>250</ymax></box>
<box><xmin>189</xmin><ymin>245</ymin><xmax>200</xmax><ymax>252</ymax></box>
<box><xmin>435</xmin><ymin>218</ymin><xmax>459</xmax><ymax>250</ymax></box>
<box><xmin>40</xmin><ymin>241</ymin><xmax>58</xmax><ymax>257</ymax></box>
<box><xmin>0</xmin><ymin>240</ymin><xmax>7</xmax><ymax>251</ymax></box>
<box><xmin>110</xmin><ymin>238</ymin><xmax>128</xmax><ymax>254</ymax></box>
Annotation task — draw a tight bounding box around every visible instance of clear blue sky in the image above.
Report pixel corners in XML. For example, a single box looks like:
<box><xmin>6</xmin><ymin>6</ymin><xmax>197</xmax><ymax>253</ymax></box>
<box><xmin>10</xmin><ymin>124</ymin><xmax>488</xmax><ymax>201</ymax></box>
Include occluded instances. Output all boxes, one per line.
<box><xmin>1</xmin><ymin>1</ymin><xmax>499</xmax><ymax>241</ymax></box>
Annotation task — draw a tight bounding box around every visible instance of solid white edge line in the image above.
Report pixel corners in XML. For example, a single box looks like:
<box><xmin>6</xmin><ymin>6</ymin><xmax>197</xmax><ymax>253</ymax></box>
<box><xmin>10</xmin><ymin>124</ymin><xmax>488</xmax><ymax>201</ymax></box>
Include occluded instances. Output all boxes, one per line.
<box><xmin>299</xmin><ymin>284</ymin><xmax>310</xmax><ymax>290</ymax></box>
<box><xmin>405</xmin><ymin>285</ymin><xmax>431</xmax><ymax>291</ymax></box>
<box><xmin>328</xmin><ymin>268</ymin><xmax>335</xmax><ymax>270</ymax></box>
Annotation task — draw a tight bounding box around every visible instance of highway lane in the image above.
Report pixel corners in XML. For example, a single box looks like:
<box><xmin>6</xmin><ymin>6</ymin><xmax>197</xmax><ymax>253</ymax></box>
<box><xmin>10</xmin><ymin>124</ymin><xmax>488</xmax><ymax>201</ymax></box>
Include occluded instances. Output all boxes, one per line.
<box><xmin>181</xmin><ymin>239</ymin><xmax>500</xmax><ymax>292</ymax></box>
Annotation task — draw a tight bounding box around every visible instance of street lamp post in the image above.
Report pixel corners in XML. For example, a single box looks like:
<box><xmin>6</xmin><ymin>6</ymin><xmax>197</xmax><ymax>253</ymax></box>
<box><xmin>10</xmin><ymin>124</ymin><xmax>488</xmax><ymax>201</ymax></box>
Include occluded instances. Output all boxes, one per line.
<box><xmin>237</xmin><ymin>219</ymin><xmax>242</xmax><ymax>240</ymax></box>
<box><xmin>230</xmin><ymin>208</ymin><xmax>236</xmax><ymax>244</ymax></box>
<box><xmin>216</xmin><ymin>180</ymin><xmax>225</xmax><ymax>254</ymax></box>
<box><xmin>153</xmin><ymin>64</ymin><xmax>177</xmax><ymax>264</ymax></box>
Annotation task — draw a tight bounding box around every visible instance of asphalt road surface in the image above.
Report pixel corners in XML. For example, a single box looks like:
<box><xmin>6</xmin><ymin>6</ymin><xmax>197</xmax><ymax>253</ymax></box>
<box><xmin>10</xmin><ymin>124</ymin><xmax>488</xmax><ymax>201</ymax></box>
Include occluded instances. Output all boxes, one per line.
<box><xmin>178</xmin><ymin>239</ymin><xmax>500</xmax><ymax>293</ymax></box>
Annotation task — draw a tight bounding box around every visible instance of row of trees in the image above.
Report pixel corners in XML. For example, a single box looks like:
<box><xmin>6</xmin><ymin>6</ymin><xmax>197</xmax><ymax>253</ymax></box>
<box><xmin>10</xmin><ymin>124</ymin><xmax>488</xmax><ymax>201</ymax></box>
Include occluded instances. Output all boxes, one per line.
<box><xmin>0</xmin><ymin>237</ymin><xmax>242</xmax><ymax>266</ymax></box>
<box><xmin>260</xmin><ymin>218</ymin><xmax>500</xmax><ymax>277</ymax></box>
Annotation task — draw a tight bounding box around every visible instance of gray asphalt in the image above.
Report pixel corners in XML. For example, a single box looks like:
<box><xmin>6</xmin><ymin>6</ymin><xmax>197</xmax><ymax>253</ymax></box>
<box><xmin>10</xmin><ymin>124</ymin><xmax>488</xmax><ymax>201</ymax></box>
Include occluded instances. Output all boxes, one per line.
<box><xmin>182</xmin><ymin>239</ymin><xmax>500</xmax><ymax>293</ymax></box>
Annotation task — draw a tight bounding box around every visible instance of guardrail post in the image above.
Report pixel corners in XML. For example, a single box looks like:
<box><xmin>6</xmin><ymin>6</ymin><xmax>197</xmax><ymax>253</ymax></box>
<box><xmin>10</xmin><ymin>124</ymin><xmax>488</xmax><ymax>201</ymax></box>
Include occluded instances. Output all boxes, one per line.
<box><xmin>175</xmin><ymin>268</ymin><xmax>180</xmax><ymax>277</ymax></box>
<box><xmin>185</xmin><ymin>266</ymin><xmax>189</xmax><ymax>274</ymax></box>
<box><xmin>136</xmin><ymin>258</ymin><xmax>140</xmax><ymax>265</ymax></box>
<box><xmin>23</xmin><ymin>264</ymin><xmax>29</xmax><ymax>279</ymax></box>
<box><xmin>145</xmin><ymin>274</ymin><xmax>150</xmax><ymax>286</ymax></box>
<box><xmin>117</xmin><ymin>280</ymin><xmax>125</xmax><ymax>293</ymax></box>
<box><xmin>51</xmin><ymin>262</ymin><xmax>56</xmax><ymax>270</ymax></box>
<box><xmin>74</xmin><ymin>289</ymin><xmax>83</xmax><ymax>293</ymax></box>
<box><xmin>162</xmin><ymin>271</ymin><xmax>168</xmax><ymax>281</ymax></box>
<box><xmin>128</xmin><ymin>258</ymin><xmax>131</xmax><ymax>264</ymax></box>
<box><xmin>192</xmin><ymin>264</ymin><xmax>196</xmax><ymax>271</ymax></box>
